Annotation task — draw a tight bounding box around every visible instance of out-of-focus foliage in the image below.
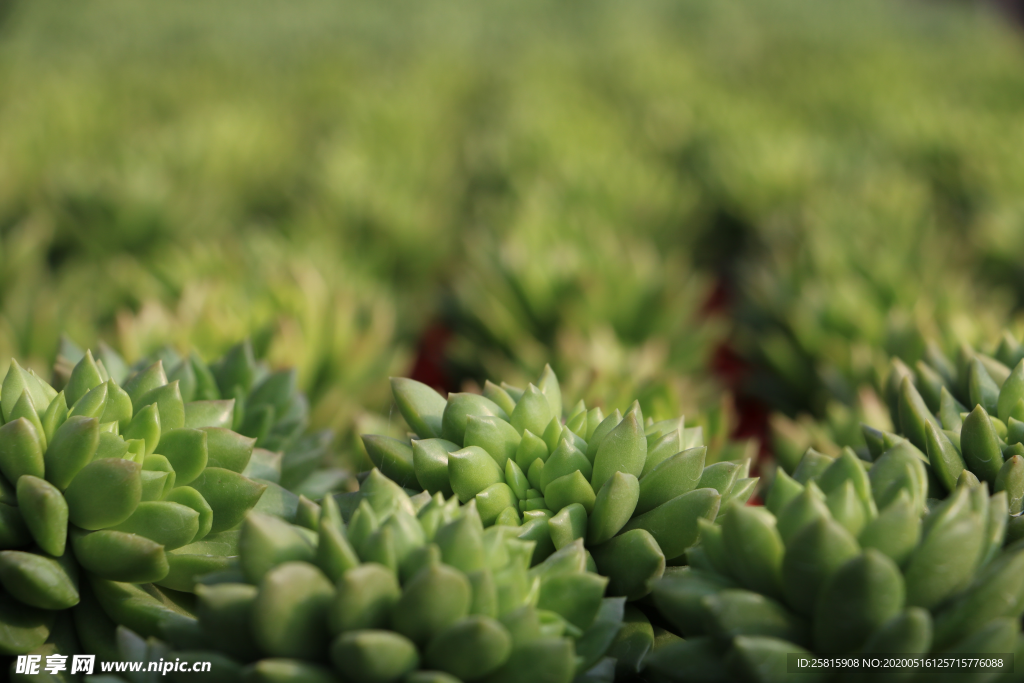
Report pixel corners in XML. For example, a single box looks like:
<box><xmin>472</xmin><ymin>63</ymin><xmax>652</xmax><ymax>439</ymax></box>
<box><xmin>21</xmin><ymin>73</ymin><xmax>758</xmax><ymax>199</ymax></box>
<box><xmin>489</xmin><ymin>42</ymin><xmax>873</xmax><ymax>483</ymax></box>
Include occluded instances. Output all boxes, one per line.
<box><xmin>1</xmin><ymin>0</ymin><xmax>1024</xmax><ymax>469</ymax></box>
<box><xmin>447</xmin><ymin>226</ymin><xmax>725</xmax><ymax>421</ymax></box>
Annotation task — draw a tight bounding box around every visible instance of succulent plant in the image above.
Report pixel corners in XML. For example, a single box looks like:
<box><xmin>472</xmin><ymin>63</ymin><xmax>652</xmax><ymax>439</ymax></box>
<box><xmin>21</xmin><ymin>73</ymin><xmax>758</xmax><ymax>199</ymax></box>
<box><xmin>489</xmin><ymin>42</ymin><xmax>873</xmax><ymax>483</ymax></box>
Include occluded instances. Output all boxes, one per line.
<box><xmin>772</xmin><ymin>330</ymin><xmax>1024</xmax><ymax>530</ymax></box>
<box><xmin>645</xmin><ymin>446</ymin><xmax>1024</xmax><ymax>683</ymax></box>
<box><xmin>364</xmin><ymin>366</ymin><xmax>758</xmax><ymax>601</ymax></box>
<box><xmin>77</xmin><ymin>470</ymin><xmax>626</xmax><ymax>683</ymax></box>
<box><xmin>57</xmin><ymin>337</ymin><xmax>345</xmax><ymax>501</ymax></box>
<box><xmin>0</xmin><ymin>347</ymin><xmax>270</xmax><ymax>656</ymax></box>
<box><xmin>446</xmin><ymin>224</ymin><xmax>726</xmax><ymax>422</ymax></box>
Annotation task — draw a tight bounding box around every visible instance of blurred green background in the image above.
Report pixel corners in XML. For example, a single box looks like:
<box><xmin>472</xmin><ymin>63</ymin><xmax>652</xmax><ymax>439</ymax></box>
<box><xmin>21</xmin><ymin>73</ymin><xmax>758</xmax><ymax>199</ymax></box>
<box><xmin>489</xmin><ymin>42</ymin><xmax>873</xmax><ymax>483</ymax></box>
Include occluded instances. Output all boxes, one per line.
<box><xmin>2</xmin><ymin>0</ymin><xmax>1024</xmax><ymax>470</ymax></box>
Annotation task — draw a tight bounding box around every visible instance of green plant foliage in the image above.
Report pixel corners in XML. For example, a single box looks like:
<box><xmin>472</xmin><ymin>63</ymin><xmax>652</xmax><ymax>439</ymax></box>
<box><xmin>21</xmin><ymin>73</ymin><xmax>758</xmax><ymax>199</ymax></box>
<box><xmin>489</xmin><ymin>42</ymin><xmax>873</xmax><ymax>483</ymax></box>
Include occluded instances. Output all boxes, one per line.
<box><xmin>55</xmin><ymin>338</ymin><xmax>351</xmax><ymax>501</ymax></box>
<box><xmin>446</xmin><ymin>223</ymin><xmax>727</xmax><ymax>422</ymax></box>
<box><xmin>368</xmin><ymin>367</ymin><xmax>758</xmax><ymax>601</ymax></box>
<box><xmin>773</xmin><ymin>330</ymin><xmax>1024</xmax><ymax>522</ymax></box>
<box><xmin>646</xmin><ymin>448</ymin><xmax>1024</xmax><ymax>682</ymax></box>
<box><xmin>67</xmin><ymin>473</ymin><xmax>624</xmax><ymax>683</ymax></box>
<box><xmin>0</xmin><ymin>347</ymin><xmax>272</xmax><ymax>655</ymax></box>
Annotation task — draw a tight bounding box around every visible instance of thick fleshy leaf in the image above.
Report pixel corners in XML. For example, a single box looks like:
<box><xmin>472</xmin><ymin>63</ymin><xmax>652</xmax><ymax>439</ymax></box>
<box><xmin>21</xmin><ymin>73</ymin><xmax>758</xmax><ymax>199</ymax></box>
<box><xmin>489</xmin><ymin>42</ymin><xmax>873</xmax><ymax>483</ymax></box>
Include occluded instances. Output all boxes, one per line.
<box><xmin>591</xmin><ymin>412</ymin><xmax>647</xmax><ymax>493</ymax></box>
<box><xmin>64</xmin><ymin>457</ymin><xmax>141</xmax><ymax>530</ymax></box>
<box><xmin>15</xmin><ymin>475</ymin><xmax>67</xmax><ymax>555</ymax></box>
<box><xmin>813</xmin><ymin>550</ymin><xmax>904</xmax><ymax>653</ymax></box>
<box><xmin>392</xmin><ymin>378</ymin><xmax>448</xmax><ymax>440</ymax></box>
<box><xmin>253</xmin><ymin>561</ymin><xmax>334</xmax><ymax>659</ymax></box>
<box><xmin>961</xmin><ymin>404</ymin><xmax>1005</xmax><ymax>485</ymax></box>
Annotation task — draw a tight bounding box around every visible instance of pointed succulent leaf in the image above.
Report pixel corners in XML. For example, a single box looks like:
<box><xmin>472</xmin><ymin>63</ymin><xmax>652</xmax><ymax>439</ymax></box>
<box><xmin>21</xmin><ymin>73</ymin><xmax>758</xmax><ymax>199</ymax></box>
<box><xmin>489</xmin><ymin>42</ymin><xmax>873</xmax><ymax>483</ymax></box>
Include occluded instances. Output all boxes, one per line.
<box><xmin>961</xmin><ymin>404</ymin><xmax>1005</xmax><ymax>485</ymax></box>
<box><xmin>466</xmin><ymin>415</ymin><xmax>522</xmax><ymax>470</ymax></box>
<box><xmin>781</xmin><ymin>516</ymin><xmax>860</xmax><ymax>617</ymax></box>
<box><xmin>999</xmin><ymin>360</ymin><xmax>1024</xmax><ymax>423</ymax></box>
<box><xmin>765</xmin><ymin>469</ymin><xmax>803</xmax><ymax>516</ymax></box>
<box><xmin>443</xmin><ymin>393</ymin><xmax>509</xmax><ymax>444</ymax></box>
<box><xmin>164</xmin><ymin>485</ymin><xmax>213</xmax><ymax>543</ymax></box>
<box><xmin>544</xmin><ymin>470</ymin><xmax>596</xmax><ymax>514</ymax></box>
<box><xmin>914</xmin><ymin>360</ymin><xmax>948</xmax><ymax>413</ymax></box>
<box><xmin>123</xmin><ymin>361</ymin><xmax>169</xmax><ymax>410</ymax></box>
<box><xmin>633</xmin><ymin>447</ymin><xmax>706</xmax><ymax>517</ymax></box>
<box><xmin>969</xmin><ymin>358</ymin><xmax>1001</xmax><ymax>417</ymax></box>
<box><xmin>703</xmin><ymin>588</ymin><xmax>809</xmax><ymax>646</ymax></box>
<box><xmin>996</xmin><ymin>455</ymin><xmax>1024</xmax><ymax>514</ymax></box>
<box><xmin>925</xmin><ymin>420</ymin><xmax>965</xmax><ymax>494</ymax></box>
<box><xmin>64</xmin><ymin>458</ymin><xmax>142</xmax><ymax>530</ymax></box>
<box><xmin>3</xmin><ymin>359</ymin><xmax>52</xmax><ymax>424</ymax></box>
<box><xmin>155</xmin><ymin>428</ymin><xmax>208</xmax><ymax>486</ymax></box>
<box><xmin>70</xmin><ymin>528</ymin><xmax>168</xmax><ymax>583</ymax></box>
<box><xmin>137</xmin><ymin>381</ymin><xmax>185</xmax><ymax>432</ymax></box>
<box><xmin>15</xmin><ymin>475</ymin><xmax>67</xmax><ymax>556</ymax></box>
<box><xmin>449</xmin><ymin>447</ymin><xmax>505</xmax><ymax>503</ymax></box>
<box><xmin>904</xmin><ymin>508</ymin><xmax>985</xmax><ymax>609</ymax></box>
<box><xmin>591</xmin><ymin>412</ymin><xmax>646</xmax><ymax>493</ymax></box>
<box><xmin>548</xmin><ymin>504</ymin><xmax>588</xmax><ymax>550</ymax></box>
<box><xmin>0</xmin><ymin>418</ymin><xmax>44</xmax><ymax>484</ymax></box>
<box><xmin>113</xmin><ymin>501</ymin><xmax>199</xmax><ymax>551</ymax></box>
<box><xmin>504</xmin><ymin>458</ymin><xmax>529</xmax><ymax>500</ymax></box>
<box><xmin>40</xmin><ymin>392</ymin><xmax>68</xmax><ymax>445</ymax></box>
<box><xmin>586</xmin><ymin>410</ymin><xmax>622</xmax><ymax>462</ymax></box>
<box><xmin>183</xmin><ymin>400</ymin><xmax>235</xmax><ymax>430</ymax></box>
<box><xmin>392</xmin><ymin>563</ymin><xmax>472</xmax><ymax>645</ymax></box>
<box><xmin>510</xmin><ymin>385</ymin><xmax>553</xmax><ymax>439</ymax></box>
<box><xmin>624</xmin><ymin>488</ymin><xmax>720</xmax><ymax>561</ymax></box>
<box><xmin>585</xmin><ymin>472</ymin><xmax>639</xmax><ymax>545</ymax></box>
<box><xmin>477</xmin><ymin>484</ymin><xmax>518</xmax><ymax>526</ymax></box>
<box><xmin>391</xmin><ymin>378</ymin><xmax>448</xmax><ymax>440</ymax></box>
<box><xmin>68</xmin><ymin>381</ymin><xmax>108</xmax><ymax>421</ymax></box>
<box><xmin>0</xmin><ymin>551</ymin><xmax>79</xmax><ymax>610</ymax></box>
<box><xmin>9</xmin><ymin>392</ymin><xmax>46</xmax><ymax>451</ymax></box>
<box><xmin>826</xmin><ymin>481</ymin><xmax>866</xmax><ymax>537</ymax></box>
<box><xmin>514</xmin><ymin>429</ymin><xmax>548</xmax><ymax>473</ymax></box>
<box><xmin>253</xmin><ymin>561</ymin><xmax>334</xmax><ymax>659</ymax></box>
<box><xmin>722</xmin><ymin>505</ymin><xmax>785</xmax><ymax>600</ymax></box>
<box><xmin>858</xmin><ymin>492</ymin><xmax>921</xmax><ymax>567</ymax></box>
<box><xmin>191</xmin><ymin>467</ymin><xmax>267</xmax><ymax>534</ymax></box>
<box><xmin>412</xmin><ymin>438</ymin><xmax>459</xmax><ymax>497</ymax></box>
<box><xmin>775</xmin><ymin>482</ymin><xmax>830</xmax><ymax>544</ymax></box>
<box><xmin>898</xmin><ymin>376</ymin><xmax>939</xmax><ymax>452</ymax></box>
<box><xmin>362</xmin><ymin>435</ymin><xmax>416</xmax><ymax>489</ymax></box>
<box><xmin>862</xmin><ymin>607</ymin><xmax>933</xmax><ymax>655</ymax></box>
<box><xmin>124</xmin><ymin>403</ymin><xmax>161</xmax><ymax>457</ymax></box>
<box><xmin>483</xmin><ymin>381</ymin><xmax>518</xmax><ymax>417</ymax></box>
<box><xmin>591</xmin><ymin>528</ymin><xmax>665</xmax><ymax>600</ymax></box>
<box><xmin>939</xmin><ymin>386</ymin><xmax>967</xmax><ymax>432</ymax></box>
<box><xmin>45</xmin><ymin>415</ymin><xmax>100</xmax><ymax>490</ymax></box>
<box><xmin>813</xmin><ymin>550</ymin><xmax>904</xmax><ymax>653</ymax></box>
<box><xmin>330</xmin><ymin>563</ymin><xmax>401</xmax><ymax>634</ymax></box>
<box><xmin>541</xmin><ymin>439</ymin><xmax>591</xmax><ymax>490</ymax></box>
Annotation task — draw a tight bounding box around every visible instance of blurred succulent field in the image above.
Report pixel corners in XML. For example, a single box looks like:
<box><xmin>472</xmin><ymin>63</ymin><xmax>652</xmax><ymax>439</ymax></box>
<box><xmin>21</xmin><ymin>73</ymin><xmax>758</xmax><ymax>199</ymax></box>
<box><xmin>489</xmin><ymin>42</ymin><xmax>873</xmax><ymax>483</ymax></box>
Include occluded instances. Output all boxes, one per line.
<box><xmin>6</xmin><ymin>0</ymin><xmax>1024</xmax><ymax>677</ymax></box>
<box><xmin>3</xmin><ymin>0</ymin><xmax>1024</xmax><ymax>415</ymax></box>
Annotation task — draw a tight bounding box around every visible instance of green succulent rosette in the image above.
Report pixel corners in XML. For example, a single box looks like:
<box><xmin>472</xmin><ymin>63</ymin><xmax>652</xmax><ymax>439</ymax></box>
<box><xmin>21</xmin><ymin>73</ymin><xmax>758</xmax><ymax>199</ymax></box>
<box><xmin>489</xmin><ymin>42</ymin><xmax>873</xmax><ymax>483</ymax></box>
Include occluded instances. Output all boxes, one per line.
<box><xmin>772</xmin><ymin>330</ymin><xmax>1024</xmax><ymax>533</ymax></box>
<box><xmin>0</xmin><ymin>347</ymin><xmax>270</xmax><ymax>656</ymax></box>
<box><xmin>365</xmin><ymin>366</ymin><xmax>758</xmax><ymax>602</ymax></box>
<box><xmin>57</xmin><ymin>337</ymin><xmax>345</xmax><ymax>501</ymax></box>
<box><xmin>646</xmin><ymin>447</ymin><xmax>1024</xmax><ymax>683</ymax></box>
<box><xmin>446</xmin><ymin>224</ymin><xmax>726</xmax><ymax>421</ymax></box>
<box><xmin>76</xmin><ymin>470</ymin><xmax>626</xmax><ymax>683</ymax></box>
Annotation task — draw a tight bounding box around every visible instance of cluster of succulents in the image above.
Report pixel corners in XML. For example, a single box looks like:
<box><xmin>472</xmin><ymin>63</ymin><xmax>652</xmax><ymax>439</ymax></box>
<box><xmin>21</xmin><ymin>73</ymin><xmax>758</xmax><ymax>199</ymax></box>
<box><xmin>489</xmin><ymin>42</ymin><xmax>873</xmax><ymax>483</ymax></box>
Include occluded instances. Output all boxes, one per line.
<box><xmin>771</xmin><ymin>330</ymin><xmax>1024</xmax><ymax>537</ymax></box>
<box><xmin>446</xmin><ymin>223</ymin><xmax>726</xmax><ymax>421</ymax></box>
<box><xmin>56</xmin><ymin>338</ymin><xmax>344</xmax><ymax>500</ymax></box>
<box><xmin>76</xmin><ymin>471</ymin><xmax>627</xmax><ymax>683</ymax></box>
<box><xmin>0</xmin><ymin>347</ymin><xmax>271</xmax><ymax>656</ymax></box>
<box><xmin>8</xmin><ymin>0</ymin><xmax>1024</xmax><ymax>679</ymax></box>
<box><xmin>645</xmin><ymin>446</ymin><xmax>1024</xmax><ymax>682</ymax></box>
<box><xmin>364</xmin><ymin>367</ymin><xmax>758</xmax><ymax>602</ymax></box>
